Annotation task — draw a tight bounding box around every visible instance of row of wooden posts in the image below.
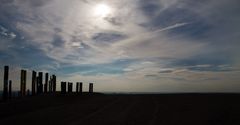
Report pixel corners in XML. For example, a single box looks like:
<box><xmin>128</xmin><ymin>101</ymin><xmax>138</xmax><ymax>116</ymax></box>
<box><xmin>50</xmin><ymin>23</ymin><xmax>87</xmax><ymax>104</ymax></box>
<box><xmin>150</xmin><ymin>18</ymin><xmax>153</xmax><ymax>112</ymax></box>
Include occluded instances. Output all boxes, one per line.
<box><xmin>2</xmin><ymin>66</ymin><xmax>94</xmax><ymax>101</ymax></box>
<box><xmin>60</xmin><ymin>82</ymin><xmax>93</xmax><ymax>94</ymax></box>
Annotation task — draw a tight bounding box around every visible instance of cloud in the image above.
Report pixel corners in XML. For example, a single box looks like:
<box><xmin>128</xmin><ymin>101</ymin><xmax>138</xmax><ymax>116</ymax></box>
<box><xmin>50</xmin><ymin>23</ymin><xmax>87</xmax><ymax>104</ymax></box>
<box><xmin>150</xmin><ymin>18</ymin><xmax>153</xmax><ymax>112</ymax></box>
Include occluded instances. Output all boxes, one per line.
<box><xmin>0</xmin><ymin>25</ymin><xmax>17</xmax><ymax>39</ymax></box>
<box><xmin>92</xmin><ymin>32</ymin><xmax>127</xmax><ymax>44</ymax></box>
<box><xmin>0</xmin><ymin>0</ymin><xmax>208</xmax><ymax>66</ymax></box>
<box><xmin>159</xmin><ymin>69</ymin><xmax>174</xmax><ymax>73</ymax></box>
<box><xmin>155</xmin><ymin>23</ymin><xmax>189</xmax><ymax>32</ymax></box>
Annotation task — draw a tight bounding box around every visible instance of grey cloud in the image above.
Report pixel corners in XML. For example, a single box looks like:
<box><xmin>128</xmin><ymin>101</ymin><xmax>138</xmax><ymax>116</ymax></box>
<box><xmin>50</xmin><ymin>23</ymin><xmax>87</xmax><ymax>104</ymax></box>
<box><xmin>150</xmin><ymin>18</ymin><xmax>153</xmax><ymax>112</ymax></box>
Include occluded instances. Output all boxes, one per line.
<box><xmin>15</xmin><ymin>0</ymin><xmax>52</xmax><ymax>7</ymax></box>
<box><xmin>0</xmin><ymin>25</ymin><xmax>17</xmax><ymax>39</ymax></box>
<box><xmin>0</xmin><ymin>0</ymin><xmax>14</xmax><ymax>4</ymax></box>
<box><xmin>54</xmin><ymin>28</ymin><xmax>62</xmax><ymax>33</ymax></box>
<box><xmin>159</xmin><ymin>70</ymin><xmax>174</xmax><ymax>74</ymax></box>
<box><xmin>145</xmin><ymin>74</ymin><xmax>159</xmax><ymax>78</ymax></box>
<box><xmin>25</xmin><ymin>0</ymin><xmax>50</xmax><ymax>7</ymax></box>
<box><xmin>92</xmin><ymin>32</ymin><xmax>127</xmax><ymax>43</ymax></box>
<box><xmin>104</xmin><ymin>17</ymin><xmax>123</xmax><ymax>26</ymax></box>
<box><xmin>52</xmin><ymin>35</ymin><xmax>65</xmax><ymax>47</ymax></box>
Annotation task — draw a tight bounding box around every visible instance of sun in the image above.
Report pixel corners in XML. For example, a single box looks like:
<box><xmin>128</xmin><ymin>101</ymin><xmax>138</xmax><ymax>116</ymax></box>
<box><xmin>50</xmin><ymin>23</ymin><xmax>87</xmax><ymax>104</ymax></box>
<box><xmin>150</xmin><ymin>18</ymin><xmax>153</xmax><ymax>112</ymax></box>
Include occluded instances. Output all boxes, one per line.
<box><xmin>94</xmin><ymin>4</ymin><xmax>111</xmax><ymax>18</ymax></box>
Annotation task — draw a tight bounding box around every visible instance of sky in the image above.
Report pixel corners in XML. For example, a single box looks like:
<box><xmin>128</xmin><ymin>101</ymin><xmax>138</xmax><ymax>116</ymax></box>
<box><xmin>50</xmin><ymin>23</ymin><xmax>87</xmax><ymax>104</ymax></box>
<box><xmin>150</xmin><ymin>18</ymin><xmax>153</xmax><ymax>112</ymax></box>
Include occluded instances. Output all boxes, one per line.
<box><xmin>0</xmin><ymin>0</ymin><xmax>240</xmax><ymax>93</ymax></box>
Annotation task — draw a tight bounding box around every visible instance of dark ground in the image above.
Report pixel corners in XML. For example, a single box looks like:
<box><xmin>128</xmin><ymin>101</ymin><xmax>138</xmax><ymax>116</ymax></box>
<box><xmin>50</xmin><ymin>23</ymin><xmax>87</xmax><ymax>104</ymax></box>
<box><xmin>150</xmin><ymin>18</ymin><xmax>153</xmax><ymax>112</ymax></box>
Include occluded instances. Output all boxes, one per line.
<box><xmin>0</xmin><ymin>93</ymin><xmax>240</xmax><ymax>125</ymax></box>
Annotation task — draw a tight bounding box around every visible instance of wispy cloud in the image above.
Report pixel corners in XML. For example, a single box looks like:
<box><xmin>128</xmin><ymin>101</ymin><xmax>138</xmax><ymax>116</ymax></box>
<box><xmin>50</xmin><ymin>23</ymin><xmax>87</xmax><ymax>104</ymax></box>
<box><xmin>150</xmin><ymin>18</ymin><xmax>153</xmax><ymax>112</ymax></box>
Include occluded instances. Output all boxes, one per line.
<box><xmin>0</xmin><ymin>25</ymin><xmax>17</xmax><ymax>39</ymax></box>
<box><xmin>155</xmin><ymin>22</ymin><xmax>189</xmax><ymax>32</ymax></box>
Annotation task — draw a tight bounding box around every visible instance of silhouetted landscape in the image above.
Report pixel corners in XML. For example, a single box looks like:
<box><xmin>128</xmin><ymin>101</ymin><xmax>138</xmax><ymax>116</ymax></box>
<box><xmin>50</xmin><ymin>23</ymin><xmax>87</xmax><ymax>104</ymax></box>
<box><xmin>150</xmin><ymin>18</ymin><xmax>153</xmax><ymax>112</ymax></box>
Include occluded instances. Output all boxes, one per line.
<box><xmin>0</xmin><ymin>93</ymin><xmax>240</xmax><ymax>125</ymax></box>
<box><xmin>0</xmin><ymin>60</ymin><xmax>240</xmax><ymax>125</ymax></box>
<box><xmin>0</xmin><ymin>65</ymin><xmax>240</xmax><ymax>125</ymax></box>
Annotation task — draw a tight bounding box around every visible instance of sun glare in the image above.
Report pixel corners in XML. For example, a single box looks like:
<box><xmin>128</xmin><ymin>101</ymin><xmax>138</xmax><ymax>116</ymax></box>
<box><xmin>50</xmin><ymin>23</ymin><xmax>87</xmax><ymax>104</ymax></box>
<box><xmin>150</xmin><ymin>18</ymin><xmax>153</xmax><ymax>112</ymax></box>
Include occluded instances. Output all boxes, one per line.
<box><xmin>94</xmin><ymin>4</ymin><xmax>111</xmax><ymax>18</ymax></box>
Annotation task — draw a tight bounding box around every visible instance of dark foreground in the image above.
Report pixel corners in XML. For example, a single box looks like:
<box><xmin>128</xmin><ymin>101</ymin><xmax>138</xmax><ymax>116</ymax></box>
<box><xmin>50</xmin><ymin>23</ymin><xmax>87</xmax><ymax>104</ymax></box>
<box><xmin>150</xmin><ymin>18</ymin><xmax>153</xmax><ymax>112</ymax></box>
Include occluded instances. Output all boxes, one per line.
<box><xmin>0</xmin><ymin>93</ymin><xmax>240</xmax><ymax>125</ymax></box>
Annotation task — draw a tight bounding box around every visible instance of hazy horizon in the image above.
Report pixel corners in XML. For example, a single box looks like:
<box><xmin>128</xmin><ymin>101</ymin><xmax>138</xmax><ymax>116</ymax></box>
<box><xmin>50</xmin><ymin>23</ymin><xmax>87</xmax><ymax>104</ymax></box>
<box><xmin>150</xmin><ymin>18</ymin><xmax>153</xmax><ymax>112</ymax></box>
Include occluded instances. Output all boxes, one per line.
<box><xmin>0</xmin><ymin>0</ymin><xmax>240</xmax><ymax>93</ymax></box>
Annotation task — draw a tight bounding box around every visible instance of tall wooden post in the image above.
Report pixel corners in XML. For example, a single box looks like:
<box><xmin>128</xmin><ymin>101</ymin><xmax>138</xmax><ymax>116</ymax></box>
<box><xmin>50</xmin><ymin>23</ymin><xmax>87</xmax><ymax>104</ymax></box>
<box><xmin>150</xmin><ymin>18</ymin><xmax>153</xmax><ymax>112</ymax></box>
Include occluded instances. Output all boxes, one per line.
<box><xmin>44</xmin><ymin>73</ymin><xmax>48</xmax><ymax>93</ymax></box>
<box><xmin>3</xmin><ymin>66</ymin><xmax>9</xmax><ymax>100</ymax></box>
<box><xmin>36</xmin><ymin>76</ymin><xmax>39</xmax><ymax>94</ymax></box>
<box><xmin>68</xmin><ymin>82</ymin><xmax>73</xmax><ymax>93</ymax></box>
<box><xmin>38</xmin><ymin>72</ymin><xmax>43</xmax><ymax>94</ymax></box>
<box><xmin>20</xmin><ymin>70</ymin><xmax>27</xmax><ymax>96</ymax></box>
<box><xmin>89</xmin><ymin>83</ymin><xmax>93</xmax><ymax>93</ymax></box>
<box><xmin>76</xmin><ymin>82</ymin><xmax>79</xmax><ymax>93</ymax></box>
<box><xmin>32</xmin><ymin>71</ymin><xmax>36</xmax><ymax>95</ymax></box>
<box><xmin>49</xmin><ymin>76</ymin><xmax>52</xmax><ymax>92</ymax></box>
<box><xmin>24</xmin><ymin>70</ymin><xmax>27</xmax><ymax>96</ymax></box>
<box><xmin>61</xmin><ymin>82</ymin><xmax>66</xmax><ymax>94</ymax></box>
<box><xmin>52</xmin><ymin>75</ymin><xmax>56</xmax><ymax>93</ymax></box>
<box><xmin>9</xmin><ymin>80</ymin><xmax>12</xmax><ymax>99</ymax></box>
<box><xmin>79</xmin><ymin>82</ymin><xmax>83</xmax><ymax>94</ymax></box>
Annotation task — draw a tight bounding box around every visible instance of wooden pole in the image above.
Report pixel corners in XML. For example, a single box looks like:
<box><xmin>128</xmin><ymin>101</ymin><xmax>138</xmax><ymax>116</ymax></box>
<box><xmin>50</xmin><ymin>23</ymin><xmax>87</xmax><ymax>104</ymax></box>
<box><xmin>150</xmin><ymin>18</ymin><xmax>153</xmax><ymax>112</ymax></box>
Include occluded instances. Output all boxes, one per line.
<box><xmin>36</xmin><ymin>76</ymin><xmax>39</xmax><ymax>94</ymax></box>
<box><xmin>76</xmin><ymin>82</ymin><xmax>79</xmax><ymax>93</ymax></box>
<box><xmin>38</xmin><ymin>72</ymin><xmax>43</xmax><ymax>94</ymax></box>
<box><xmin>79</xmin><ymin>82</ymin><xmax>83</xmax><ymax>94</ymax></box>
<box><xmin>32</xmin><ymin>71</ymin><xmax>36</xmax><ymax>95</ymax></box>
<box><xmin>49</xmin><ymin>76</ymin><xmax>52</xmax><ymax>93</ymax></box>
<box><xmin>52</xmin><ymin>75</ymin><xmax>56</xmax><ymax>93</ymax></box>
<box><xmin>89</xmin><ymin>83</ymin><xmax>93</xmax><ymax>93</ymax></box>
<box><xmin>61</xmin><ymin>82</ymin><xmax>66</xmax><ymax>94</ymax></box>
<box><xmin>68</xmin><ymin>82</ymin><xmax>73</xmax><ymax>93</ymax></box>
<box><xmin>20</xmin><ymin>70</ymin><xmax>27</xmax><ymax>96</ymax></box>
<box><xmin>3</xmin><ymin>66</ymin><xmax>9</xmax><ymax>100</ymax></box>
<box><xmin>44</xmin><ymin>73</ymin><xmax>49</xmax><ymax>93</ymax></box>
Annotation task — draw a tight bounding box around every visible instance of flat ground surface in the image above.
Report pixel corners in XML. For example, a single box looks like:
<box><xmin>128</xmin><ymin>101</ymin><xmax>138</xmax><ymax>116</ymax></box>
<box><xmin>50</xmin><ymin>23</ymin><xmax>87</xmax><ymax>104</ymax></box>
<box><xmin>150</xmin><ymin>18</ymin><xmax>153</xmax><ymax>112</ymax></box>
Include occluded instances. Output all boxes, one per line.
<box><xmin>0</xmin><ymin>93</ymin><xmax>240</xmax><ymax>125</ymax></box>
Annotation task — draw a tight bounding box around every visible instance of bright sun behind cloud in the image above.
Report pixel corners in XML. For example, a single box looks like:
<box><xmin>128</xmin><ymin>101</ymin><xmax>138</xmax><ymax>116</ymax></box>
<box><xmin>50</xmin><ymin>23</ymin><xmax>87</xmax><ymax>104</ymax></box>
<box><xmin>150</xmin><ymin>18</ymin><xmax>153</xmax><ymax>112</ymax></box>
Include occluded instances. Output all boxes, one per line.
<box><xmin>94</xmin><ymin>4</ymin><xmax>111</xmax><ymax>18</ymax></box>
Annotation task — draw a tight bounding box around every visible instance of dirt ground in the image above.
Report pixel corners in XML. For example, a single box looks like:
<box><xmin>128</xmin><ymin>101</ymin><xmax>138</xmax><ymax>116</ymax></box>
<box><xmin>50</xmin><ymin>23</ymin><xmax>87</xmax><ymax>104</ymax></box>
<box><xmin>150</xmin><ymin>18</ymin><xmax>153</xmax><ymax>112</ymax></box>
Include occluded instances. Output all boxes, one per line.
<box><xmin>0</xmin><ymin>93</ymin><xmax>240</xmax><ymax>125</ymax></box>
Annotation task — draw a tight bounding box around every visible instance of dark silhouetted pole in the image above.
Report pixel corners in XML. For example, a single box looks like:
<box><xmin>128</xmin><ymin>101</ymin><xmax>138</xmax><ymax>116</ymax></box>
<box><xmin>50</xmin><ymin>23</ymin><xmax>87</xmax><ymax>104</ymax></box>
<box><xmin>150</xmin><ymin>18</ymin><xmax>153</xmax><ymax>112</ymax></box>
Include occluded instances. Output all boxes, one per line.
<box><xmin>76</xmin><ymin>82</ymin><xmax>79</xmax><ymax>93</ymax></box>
<box><xmin>44</xmin><ymin>73</ymin><xmax>48</xmax><ymax>93</ymax></box>
<box><xmin>3</xmin><ymin>66</ymin><xmax>9</xmax><ymax>100</ymax></box>
<box><xmin>20</xmin><ymin>70</ymin><xmax>27</xmax><ymax>96</ymax></box>
<box><xmin>48</xmin><ymin>76</ymin><xmax>52</xmax><ymax>92</ymax></box>
<box><xmin>36</xmin><ymin>76</ymin><xmax>39</xmax><ymax>94</ymax></box>
<box><xmin>32</xmin><ymin>71</ymin><xmax>36</xmax><ymax>95</ymax></box>
<box><xmin>79</xmin><ymin>82</ymin><xmax>83</xmax><ymax>94</ymax></box>
<box><xmin>9</xmin><ymin>80</ymin><xmax>12</xmax><ymax>99</ymax></box>
<box><xmin>89</xmin><ymin>83</ymin><xmax>93</xmax><ymax>93</ymax></box>
<box><xmin>68</xmin><ymin>82</ymin><xmax>73</xmax><ymax>93</ymax></box>
<box><xmin>52</xmin><ymin>75</ymin><xmax>56</xmax><ymax>93</ymax></box>
<box><xmin>38</xmin><ymin>72</ymin><xmax>43</xmax><ymax>94</ymax></box>
<box><xmin>61</xmin><ymin>82</ymin><xmax>66</xmax><ymax>94</ymax></box>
